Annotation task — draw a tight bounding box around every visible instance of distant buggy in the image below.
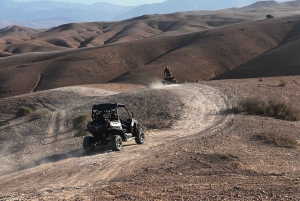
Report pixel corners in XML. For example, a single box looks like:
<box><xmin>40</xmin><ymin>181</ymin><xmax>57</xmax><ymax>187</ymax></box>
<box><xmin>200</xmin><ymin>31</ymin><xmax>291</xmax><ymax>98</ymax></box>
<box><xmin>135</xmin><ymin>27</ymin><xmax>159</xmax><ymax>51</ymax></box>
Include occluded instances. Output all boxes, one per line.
<box><xmin>163</xmin><ymin>76</ymin><xmax>177</xmax><ymax>85</ymax></box>
<box><xmin>83</xmin><ymin>103</ymin><xmax>145</xmax><ymax>151</ymax></box>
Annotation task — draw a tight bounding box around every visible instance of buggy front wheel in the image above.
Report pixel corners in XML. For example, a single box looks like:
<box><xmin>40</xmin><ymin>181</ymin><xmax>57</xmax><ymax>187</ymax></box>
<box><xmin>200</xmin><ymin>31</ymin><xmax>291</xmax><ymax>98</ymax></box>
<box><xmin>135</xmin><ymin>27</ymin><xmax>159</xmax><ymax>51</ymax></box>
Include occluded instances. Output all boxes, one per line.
<box><xmin>83</xmin><ymin>136</ymin><xmax>96</xmax><ymax>152</ymax></box>
<box><xmin>135</xmin><ymin>129</ymin><xmax>145</xmax><ymax>144</ymax></box>
<box><xmin>110</xmin><ymin>135</ymin><xmax>123</xmax><ymax>151</ymax></box>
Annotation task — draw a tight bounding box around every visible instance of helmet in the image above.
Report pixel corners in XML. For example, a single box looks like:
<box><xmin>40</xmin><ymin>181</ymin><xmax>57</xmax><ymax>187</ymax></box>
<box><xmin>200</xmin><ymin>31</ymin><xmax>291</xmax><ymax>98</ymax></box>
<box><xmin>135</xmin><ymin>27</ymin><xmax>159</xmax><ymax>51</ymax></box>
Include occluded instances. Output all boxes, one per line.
<box><xmin>166</xmin><ymin>66</ymin><xmax>169</xmax><ymax>69</ymax></box>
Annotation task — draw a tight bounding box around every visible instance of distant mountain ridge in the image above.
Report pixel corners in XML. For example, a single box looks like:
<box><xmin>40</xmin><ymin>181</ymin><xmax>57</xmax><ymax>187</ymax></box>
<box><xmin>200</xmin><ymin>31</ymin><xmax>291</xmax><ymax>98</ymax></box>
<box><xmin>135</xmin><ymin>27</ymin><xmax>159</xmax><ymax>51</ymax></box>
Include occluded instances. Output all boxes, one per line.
<box><xmin>0</xmin><ymin>18</ymin><xmax>75</xmax><ymax>29</ymax></box>
<box><xmin>1</xmin><ymin>0</ymin><xmax>300</xmax><ymax>28</ymax></box>
<box><xmin>114</xmin><ymin>0</ymin><xmax>298</xmax><ymax>20</ymax></box>
<box><xmin>241</xmin><ymin>0</ymin><xmax>300</xmax><ymax>9</ymax></box>
<box><xmin>115</xmin><ymin>0</ymin><xmax>248</xmax><ymax>20</ymax></box>
<box><xmin>241</xmin><ymin>1</ymin><xmax>288</xmax><ymax>9</ymax></box>
<box><xmin>0</xmin><ymin>0</ymin><xmax>135</xmax><ymax>28</ymax></box>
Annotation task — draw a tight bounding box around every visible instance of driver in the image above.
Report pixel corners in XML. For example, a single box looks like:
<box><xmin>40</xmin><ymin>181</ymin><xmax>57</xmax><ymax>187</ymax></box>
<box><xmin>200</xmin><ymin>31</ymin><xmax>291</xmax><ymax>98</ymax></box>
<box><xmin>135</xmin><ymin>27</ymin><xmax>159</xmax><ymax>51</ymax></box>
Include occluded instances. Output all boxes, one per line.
<box><xmin>164</xmin><ymin>66</ymin><xmax>172</xmax><ymax>77</ymax></box>
<box><xmin>98</xmin><ymin>112</ymin><xmax>110</xmax><ymax>124</ymax></box>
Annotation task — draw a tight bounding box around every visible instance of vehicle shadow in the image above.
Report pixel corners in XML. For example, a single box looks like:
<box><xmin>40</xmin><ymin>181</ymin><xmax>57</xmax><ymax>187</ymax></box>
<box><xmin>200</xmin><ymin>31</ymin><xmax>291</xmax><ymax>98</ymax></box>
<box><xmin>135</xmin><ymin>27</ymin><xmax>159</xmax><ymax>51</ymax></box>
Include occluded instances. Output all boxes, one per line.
<box><xmin>219</xmin><ymin>108</ymin><xmax>235</xmax><ymax>115</ymax></box>
<box><xmin>0</xmin><ymin>117</ymin><xmax>18</xmax><ymax>127</ymax></box>
<box><xmin>1</xmin><ymin>143</ymin><xmax>137</xmax><ymax>176</ymax></box>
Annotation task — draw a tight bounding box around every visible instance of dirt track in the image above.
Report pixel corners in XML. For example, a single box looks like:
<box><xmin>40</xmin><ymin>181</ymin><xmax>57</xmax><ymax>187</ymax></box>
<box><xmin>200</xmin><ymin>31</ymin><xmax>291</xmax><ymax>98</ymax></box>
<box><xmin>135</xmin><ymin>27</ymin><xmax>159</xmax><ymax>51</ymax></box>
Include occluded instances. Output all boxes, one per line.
<box><xmin>0</xmin><ymin>83</ymin><xmax>231</xmax><ymax>200</ymax></box>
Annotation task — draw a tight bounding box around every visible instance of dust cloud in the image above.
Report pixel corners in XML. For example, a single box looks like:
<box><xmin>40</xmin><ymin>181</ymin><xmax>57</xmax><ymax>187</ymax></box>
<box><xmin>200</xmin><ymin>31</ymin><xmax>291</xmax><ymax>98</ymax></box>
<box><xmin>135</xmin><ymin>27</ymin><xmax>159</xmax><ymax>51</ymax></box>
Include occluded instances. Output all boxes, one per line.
<box><xmin>149</xmin><ymin>81</ymin><xmax>180</xmax><ymax>89</ymax></box>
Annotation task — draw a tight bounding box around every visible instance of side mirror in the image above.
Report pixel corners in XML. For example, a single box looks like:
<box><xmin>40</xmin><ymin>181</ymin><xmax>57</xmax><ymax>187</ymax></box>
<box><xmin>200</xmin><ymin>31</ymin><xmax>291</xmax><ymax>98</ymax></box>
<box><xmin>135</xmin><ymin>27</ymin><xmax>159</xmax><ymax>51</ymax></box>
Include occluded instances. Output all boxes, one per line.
<box><xmin>132</xmin><ymin>112</ymin><xmax>134</xmax><ymax>118</ymax></box>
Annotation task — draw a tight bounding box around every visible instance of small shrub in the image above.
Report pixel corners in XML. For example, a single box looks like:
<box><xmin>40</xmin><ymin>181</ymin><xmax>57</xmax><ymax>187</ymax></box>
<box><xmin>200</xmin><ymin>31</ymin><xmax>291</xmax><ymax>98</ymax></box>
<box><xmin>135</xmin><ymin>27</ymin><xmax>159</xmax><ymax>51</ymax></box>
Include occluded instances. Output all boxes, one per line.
<box><xmin>257</xmin><ymin>132</ymin><xmax>298</xmax><ymax>148</ymax></box>
<box><xmin>278</xmin><ymin>80</ymin><xmax>287</xmax><ymax>87</ymax></box>
<box><xmin>73</xmin><ymin>114</ymin><xmax>92</xmax><ymax>137</ymax></box>
<box><xmin>30</xmin><ymin>109</ymin><xmax>49</xmax><ymax>120</ymax></box>
<box><xmin>235</xmin><ymin>97</ymin><xmax>300</xmax><ymax>121</ymax></box>
<box><xmin>15</xmin><ymin>106</ymin><xmax>32</xmax><ymax>118</ymax></box>
<box><xmin>266</xmin><ymin>100</ymin><xmax>299</xmax><ymax>121</ymax></box>
<box><xmin>234</xmin><ymin>97</ymin><xmax>267</xmax><ymax>115</ymax></box>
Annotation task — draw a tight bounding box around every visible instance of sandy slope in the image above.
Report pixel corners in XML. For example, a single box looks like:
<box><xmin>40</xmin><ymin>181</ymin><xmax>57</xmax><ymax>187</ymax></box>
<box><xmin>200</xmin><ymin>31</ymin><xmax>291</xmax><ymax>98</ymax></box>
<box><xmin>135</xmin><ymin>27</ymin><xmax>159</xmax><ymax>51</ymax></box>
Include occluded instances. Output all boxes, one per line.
<box><xmin>215</xmin><ymin>20</ymin><xmax>300</xmax><ymax>79</ymax></box>
<box><xmin>0</xmin><ymin>77</ymin><xmax>299</xmax><ymax>200</ymax></box>
<box><xmin>0</xmin><ymin>83</ymin><xmax>231</xmax><ymax>200</ymax></box>
<box><xmin>0</xmin><ymin>13</ymin><xmax>240</xmax><ymax>56</ymax></box>
<box><xmin>1</xmin><ymin>16</ymin><xmax>300</xmax><ymax>99</ymax></box>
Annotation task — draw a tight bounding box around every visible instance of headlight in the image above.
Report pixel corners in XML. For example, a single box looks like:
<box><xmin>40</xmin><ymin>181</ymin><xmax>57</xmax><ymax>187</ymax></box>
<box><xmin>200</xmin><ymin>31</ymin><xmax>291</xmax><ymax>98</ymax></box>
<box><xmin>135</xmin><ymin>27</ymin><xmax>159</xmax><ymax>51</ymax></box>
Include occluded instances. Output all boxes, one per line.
<box><xmin>110</xmin><ymin>126</ymin><xmax>121</xmax><ymax>130</ymax></box>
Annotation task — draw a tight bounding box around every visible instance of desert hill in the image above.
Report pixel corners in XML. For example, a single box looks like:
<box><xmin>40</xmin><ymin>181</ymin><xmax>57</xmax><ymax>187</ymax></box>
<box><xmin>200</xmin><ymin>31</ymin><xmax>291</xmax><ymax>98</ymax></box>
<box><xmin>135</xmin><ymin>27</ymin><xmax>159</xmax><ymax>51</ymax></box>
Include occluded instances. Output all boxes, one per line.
<box><xmin>215</xmin><ymin>20</ymin><xmax>300</xmax><ymax>80</ymax></box>
<box><xmin>241</xmin><ymin>1</ymin><xmax>287</xmax><ymax>9</ymax></box>
<box><xmin>285</xmin><ymin>0</ymin><xmax>300</xmax><ymax>6</ymax></box>
<box><xmin>0</xmin><ymin>15</ymin><xmax>299</xmax><ymax>98</ymax></box>
<box><xmin>1</xmin><ymin>2</ymin><xmax>300</xmax><ymax>56</ymax></box>
<box><xmin>0</xmin><ymin>25</ymin><xmax>38</xmax><ymax>35</ymax></box>
<box><xmin>240</xmin><ymin>0</ymin><xmax>300</xmax><ymax>9</ymax></box>
<box><xmin>1</xmin><ymin>0</ymin><xmax>300</xmax><ymax>29</ymax></box>
<box><xmin>0</xmin><ymin>11</ymin><xmax>264</xmax><ymax>56</ymax></box>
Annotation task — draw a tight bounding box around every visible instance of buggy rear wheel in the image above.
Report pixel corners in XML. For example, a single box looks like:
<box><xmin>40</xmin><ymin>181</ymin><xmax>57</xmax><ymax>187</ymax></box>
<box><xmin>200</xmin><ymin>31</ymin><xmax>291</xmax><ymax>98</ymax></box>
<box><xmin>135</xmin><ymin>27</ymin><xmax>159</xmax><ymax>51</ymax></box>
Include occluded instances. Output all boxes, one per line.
<box><xmin>135</xmin><ymin>129</ymin><xmax>145</xmax><ymax>144</ymax></box>
<box><xmin>83</xmin><ymin>136</ymin><xmax>95</xmax><ymax>152</ymax></box>
<box><xmin>172</xmin><ymin>79</ymin><xmax>177</xmax><ymax>84</ymax></box>
<box><xmin>110</xmin><ymin>135</ymin><xmax>123</xmax><ymax>151</ymax></box>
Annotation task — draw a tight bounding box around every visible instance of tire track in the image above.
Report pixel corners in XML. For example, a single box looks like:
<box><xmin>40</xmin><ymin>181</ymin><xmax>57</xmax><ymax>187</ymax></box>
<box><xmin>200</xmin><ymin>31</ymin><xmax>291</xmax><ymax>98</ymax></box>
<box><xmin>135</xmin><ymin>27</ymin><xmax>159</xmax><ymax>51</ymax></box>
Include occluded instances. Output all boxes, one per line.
<box><xmin>0</xmin><ymin>83</ymin><xmax>233</xmax><ymax>199</ymax></box>
<box><xmin>36</xmin><ymin>99</ymin><xmax>56</xmax><ymax>112</ymax></box>
<box><xmin>45</xmin><ymin>111</ymin><xmax>58</xmax><ymax>144</ymax></box>
<box><xmin>45</xmin><ymin>110</ymin><xmax>68</xmax><ymax>144</ymax></box>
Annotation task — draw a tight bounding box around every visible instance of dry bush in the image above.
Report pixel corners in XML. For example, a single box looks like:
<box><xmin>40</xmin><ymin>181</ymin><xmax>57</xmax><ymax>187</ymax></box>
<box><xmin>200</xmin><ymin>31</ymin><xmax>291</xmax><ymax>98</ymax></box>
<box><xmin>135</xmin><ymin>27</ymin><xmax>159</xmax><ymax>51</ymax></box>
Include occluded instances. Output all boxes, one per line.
<box><xmin>73</xmin><ymin>114</ymin><xmax>92</xmax><ymax>137</ymax></box>
<box><xmin>278</xmin><ymin>80</ymin><xmax>287</xmax><ymax>87</ymax></box>
<box><xmin>233</xmin><ymin>97</ymin><xmax>267</xmax><ymax>115</ymax></box>
<box><xmin>266</xmin><ymin>100</ymin><xmax>300</xmax><ymax>121</ymax></box>
<box><xmin>257</xmin><ymin>132</ymin><xmax>298</xmax><ymax>148</ymax></box>
<box><xmin>15</xmin><ymin>106</ymin><xmax>32</xmax><ymax>118</ymax></box>
<box><xmin>30</xmin><ymin>109</ymin><xmax>50</xmax><ymax>120</ymax></box>
<box><xmin>234</xmin><ymin>97</ymin><xmax>300</xmax><ymax>121</ymax></box>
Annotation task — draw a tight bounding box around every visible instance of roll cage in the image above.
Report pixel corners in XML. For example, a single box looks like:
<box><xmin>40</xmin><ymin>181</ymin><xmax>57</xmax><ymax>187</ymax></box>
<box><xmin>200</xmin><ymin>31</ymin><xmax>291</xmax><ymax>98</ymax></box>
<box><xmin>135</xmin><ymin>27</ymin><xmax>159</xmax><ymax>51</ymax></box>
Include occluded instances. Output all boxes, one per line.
<box><xmin>91</xmin><ymin>103</ymin><xmax>131</xmax><ymax>122</ymax></box>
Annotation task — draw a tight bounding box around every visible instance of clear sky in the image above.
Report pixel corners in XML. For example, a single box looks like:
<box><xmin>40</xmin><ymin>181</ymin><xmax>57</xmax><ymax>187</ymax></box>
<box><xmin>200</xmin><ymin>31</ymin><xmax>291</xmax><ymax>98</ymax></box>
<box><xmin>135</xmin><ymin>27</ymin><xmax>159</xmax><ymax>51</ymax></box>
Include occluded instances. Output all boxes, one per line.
<box><xmin>13</xmin><ymin>0</ymin><xmax>290</xmax><ymax>6</ymax></box>
<box><xmin>14</xmin><ymin>0</ymin><xmax>166</xmax><ymax>6</ymax></box>
<box><xmin>108</xmin><ymin>0</ymin><xmax>287</xmax><ymax>6</ymax></box>
<box><xmin>102</xmin><ymin>0</ymin><xmax>165</xmax><ymax>6</ymax></box>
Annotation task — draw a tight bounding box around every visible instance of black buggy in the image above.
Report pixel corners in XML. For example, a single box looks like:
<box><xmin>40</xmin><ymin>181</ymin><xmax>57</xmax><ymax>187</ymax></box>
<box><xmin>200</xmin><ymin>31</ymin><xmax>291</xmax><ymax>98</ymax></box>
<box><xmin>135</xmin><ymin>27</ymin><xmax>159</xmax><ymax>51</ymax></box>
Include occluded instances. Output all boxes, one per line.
<box><xmin>83</xmin><ymin>103</ymin><xmax>145</xmax><ymax>151</ymax></box>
